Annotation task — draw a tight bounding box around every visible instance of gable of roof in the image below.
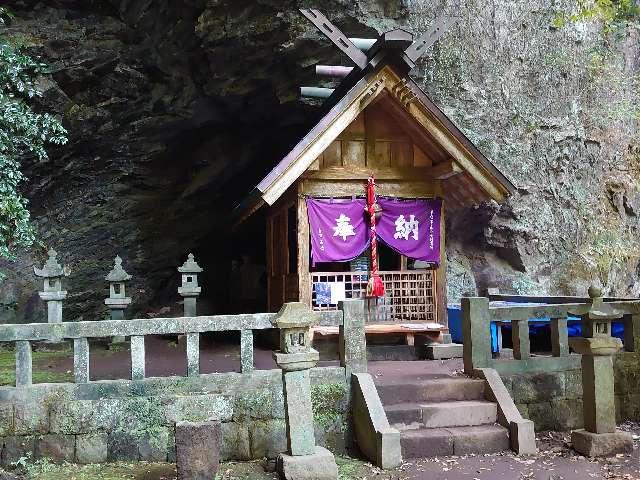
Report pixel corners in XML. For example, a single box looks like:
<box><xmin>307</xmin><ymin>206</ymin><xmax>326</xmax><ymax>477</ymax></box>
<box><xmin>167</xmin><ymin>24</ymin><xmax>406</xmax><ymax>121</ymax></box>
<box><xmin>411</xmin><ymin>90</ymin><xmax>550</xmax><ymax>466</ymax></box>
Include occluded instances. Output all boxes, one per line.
<box><xmin>255</xmin><ymin>64</ymin><xmax>515</xmax><ymax>208</ymax></box>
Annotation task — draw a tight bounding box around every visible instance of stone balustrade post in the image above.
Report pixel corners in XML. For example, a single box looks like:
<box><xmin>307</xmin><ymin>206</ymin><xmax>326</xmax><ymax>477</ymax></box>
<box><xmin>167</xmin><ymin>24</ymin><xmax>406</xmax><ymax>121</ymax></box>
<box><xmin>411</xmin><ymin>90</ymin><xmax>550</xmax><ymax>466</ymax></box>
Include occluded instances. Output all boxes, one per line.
<box><xmin>338</xmin><ymin>299</ymin><xmax>367</xmax><ymax>376</ymax></box>
<box><xmin>186</xmin><ymin>332</ymin><xmax>200</xmax><ymax>377</ymax></box>
<box><xmin>551</xmin><ymin>317</ymin><xmax>569</xmax><ymax>357</ymax></box>
<box><xmin>73</xmin><ymin>337</ymin><xmax>90</xmax><ymax>383</ymax></box>
<box><xmin>272</xmin><ymin>302</ymin><xmax>338</xmax><ymax>480</ymax></box>
<box><xmin>15</xmin><ymin>340</ymin><xmax>32</xmax><ymax>387</ymax></box>
<box><xmin>622</xmin><ymin>314</ymin><xmax>639</xmax><ymax>352</ymax></box>
<box><xmin>568</xmin><ymin>287</ymin><xmax>633</xmax><ymax>457</ymax></box>
<box><xmin>462</xmin><ymin>297</ymin><xmax>491</xmax><ymax>374</ymax></box>
<box><xmin>511</xmin><ymin>319</ymin><xmax>530</xmax><ymax>359</ymax></box>
<box><xmin>33</xmin><ymin>249</ymin><xmax>70</xmax><ymax>327</ymax></box>
<box><xmin>130</xmin><ymin>335</ymin><xmax>145</xmax><ymax>380</ymax></box>
<box><xmin>240</xmin><ymin>329</ymin><xmax>254</xmax><ymax>373</ymax></box>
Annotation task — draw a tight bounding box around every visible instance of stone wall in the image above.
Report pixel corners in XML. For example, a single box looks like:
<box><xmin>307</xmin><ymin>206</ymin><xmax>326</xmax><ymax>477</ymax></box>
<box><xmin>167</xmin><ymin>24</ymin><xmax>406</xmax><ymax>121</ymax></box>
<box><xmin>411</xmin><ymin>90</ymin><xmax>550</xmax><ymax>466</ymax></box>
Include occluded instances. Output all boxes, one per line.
<box><xmin>0</xmin><ymin>367</ymin><xmax>349</xmax><ymax>465</ymax></box>
<box><xmin>614</xmin><ymin>352</ymin><xmax>640</xmax><ymax>422</ymax></box>
<box><xmin>502</xmin><ymin>352</ymin><xmax>640</xmax><ymax>431</ymax></box>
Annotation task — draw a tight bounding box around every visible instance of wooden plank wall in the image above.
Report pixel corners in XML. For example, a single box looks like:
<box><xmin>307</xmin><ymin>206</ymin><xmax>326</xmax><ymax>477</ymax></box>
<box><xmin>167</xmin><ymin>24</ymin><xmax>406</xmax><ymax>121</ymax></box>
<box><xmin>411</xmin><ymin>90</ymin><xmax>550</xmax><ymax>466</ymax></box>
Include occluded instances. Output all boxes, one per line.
<box><xmin>308</xmin><ymin>100</ymin><xmax>433</xmax><ymax>171</ymax></box>
<box><xmin>266</xmin><ymin>193</ymin><xmax>299</xmax><ymax>312</ymax></box>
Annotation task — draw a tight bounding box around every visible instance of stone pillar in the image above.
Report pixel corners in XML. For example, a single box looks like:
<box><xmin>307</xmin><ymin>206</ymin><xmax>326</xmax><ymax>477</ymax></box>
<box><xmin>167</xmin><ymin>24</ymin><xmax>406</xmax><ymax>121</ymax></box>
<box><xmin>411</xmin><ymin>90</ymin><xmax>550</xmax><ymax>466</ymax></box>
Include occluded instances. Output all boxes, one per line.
<box><xmin>273</xmin><ymin>303</ymin><xmax>338</xmax><ymax>480</ymax></box>
<box><xmin>339</xmin><ymin>300</ymin><xmax>367</xmax><ymax>375</ymax></box>
<box><xmin>33</xmin><ymin>249</ymin><xmax>70</xmax><ymax>327</ymax></box>
<box><xmin>568</xmin><ymin>287</ymin><xmax>633</xmax><ymax>457</ymax></box>
<box><xmin>178</xmin><ymin>253</ymin><xmax>203</xmax><ymax>317</ymax></box>
<box><xmin>104</xmin><ymin>256</ymin><xmax>132</xmax><ymax>345</ymax></box>
<box><xmin>462</xmin><ymin>297</ymin><xmax>491</xmax><ymax>374</ymax></box>
<box><xmin>175</xmin><ymin>421</ymin><xmax>220</xmax><ymax>480</ymax></box>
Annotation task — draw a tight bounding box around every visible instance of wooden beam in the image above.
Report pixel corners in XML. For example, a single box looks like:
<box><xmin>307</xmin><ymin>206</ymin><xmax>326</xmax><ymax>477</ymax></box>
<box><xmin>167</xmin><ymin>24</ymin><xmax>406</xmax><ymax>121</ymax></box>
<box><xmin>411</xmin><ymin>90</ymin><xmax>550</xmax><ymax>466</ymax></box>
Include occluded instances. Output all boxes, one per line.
<box><xmin>299</xmin><ymin>9</ymin><xmax>368</xmax><ymax>69</ymax></box>
<box><xmin>297</xmin><ymin>188</ymin><xmax>312</xmax><ymax>308</ymax></box>
<box><xmin>301</xmin><ymin>179</ymin><xmax>441</xmax><ymax>198</ymax></box>
<box><xmin>261</xmin><ymin>73</ymin><xmax>388</xmax><ymax>205</ymax></box>
<box><xmin>430</xmin><ymin>160</ymin><xmax>462</xmax><ymax>180</ymax></box>
<box><xmin>304</xmin><ymin>166</ymin><xmax>438</xmax><ymax>181</ymax></box>
<box><xmin>408</xmin><ymin>103</ymin><xmax>508</xmax><ymax>201</ymax></box>
<box><xmin>435</xmin><ymin>202</ymin><xmax>448</xmax><ymax>329</ymax></box>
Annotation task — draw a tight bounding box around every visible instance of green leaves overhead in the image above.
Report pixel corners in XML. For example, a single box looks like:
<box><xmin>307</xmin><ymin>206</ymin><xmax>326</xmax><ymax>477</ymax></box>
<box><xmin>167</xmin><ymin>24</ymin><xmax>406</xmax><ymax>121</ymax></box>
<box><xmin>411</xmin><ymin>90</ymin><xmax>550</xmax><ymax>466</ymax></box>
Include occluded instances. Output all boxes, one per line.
<box><xmin>554</xmin><ymin>0</ymin><xmax>640</xmax><ymax>31</ymax></box>
<box><xmin>0</xmin><ymin>31</ymin><xmax>68</xmax><ymax>268</ymax></box>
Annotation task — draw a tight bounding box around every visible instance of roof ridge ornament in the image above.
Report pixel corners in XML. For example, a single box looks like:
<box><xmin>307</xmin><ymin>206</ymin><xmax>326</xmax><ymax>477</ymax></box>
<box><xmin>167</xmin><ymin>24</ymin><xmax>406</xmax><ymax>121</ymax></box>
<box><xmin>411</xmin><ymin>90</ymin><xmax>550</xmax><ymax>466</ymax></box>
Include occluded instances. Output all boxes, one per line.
<box><xmin>299</xmin><ymin>9</ymin><xmax>368</xmax><ymax>69</ymax></box>
<box><xmin>403</xmin><ymin>15</ymin><xmax>457</xmax><ymax>63</ymax></box>
<box><xmin>299</xmin><ymin>9</ymin><xmax>456</xmax><ymax>71</ymax></box>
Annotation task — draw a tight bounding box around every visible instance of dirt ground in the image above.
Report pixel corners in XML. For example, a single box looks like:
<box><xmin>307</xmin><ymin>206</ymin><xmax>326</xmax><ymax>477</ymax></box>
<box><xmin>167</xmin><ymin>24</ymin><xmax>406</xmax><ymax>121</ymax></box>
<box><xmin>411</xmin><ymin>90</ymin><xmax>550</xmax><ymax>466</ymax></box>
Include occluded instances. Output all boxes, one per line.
<box><xmin>3</xmin><ymin>423</ymin><xmax>637</xmax><ymax>480</ymax></box>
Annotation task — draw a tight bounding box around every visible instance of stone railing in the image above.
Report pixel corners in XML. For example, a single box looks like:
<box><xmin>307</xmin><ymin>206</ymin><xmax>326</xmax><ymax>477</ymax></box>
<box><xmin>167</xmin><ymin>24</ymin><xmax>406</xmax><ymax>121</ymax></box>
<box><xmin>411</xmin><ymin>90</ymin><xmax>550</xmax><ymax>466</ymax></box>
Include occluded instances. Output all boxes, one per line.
<box><xmin>0</xmin><ymin>310</ymin><xmax>344</xmax><ymax>388</ymax></box>
<box><xmin>462</xmin><ymin>296</ymin><xmax>640</xmax><ymax>376</ymax></box>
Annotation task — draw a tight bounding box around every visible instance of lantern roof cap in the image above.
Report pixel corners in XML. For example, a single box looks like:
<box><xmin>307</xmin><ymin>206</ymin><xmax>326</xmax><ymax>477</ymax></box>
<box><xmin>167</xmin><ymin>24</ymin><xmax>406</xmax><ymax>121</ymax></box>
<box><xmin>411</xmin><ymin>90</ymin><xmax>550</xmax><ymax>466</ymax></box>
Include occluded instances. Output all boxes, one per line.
<box><xmin>272</xmin><ymin>302</ymin><xmax>319</xmax><ymax>329</ymax></box>
<box><xmin>178</xmin><ymin>253</ymin><xmax>203</xmax><ymax>273</ymax></box>
<box><xmin>34</xmin><ymin>249</ymin><xmax>70</xmax><ymax>278</ymax></box>
<box><xmin>105</xmin><ymin>256</ymin><xmax>132</xmax><ymax>282</ymax></box>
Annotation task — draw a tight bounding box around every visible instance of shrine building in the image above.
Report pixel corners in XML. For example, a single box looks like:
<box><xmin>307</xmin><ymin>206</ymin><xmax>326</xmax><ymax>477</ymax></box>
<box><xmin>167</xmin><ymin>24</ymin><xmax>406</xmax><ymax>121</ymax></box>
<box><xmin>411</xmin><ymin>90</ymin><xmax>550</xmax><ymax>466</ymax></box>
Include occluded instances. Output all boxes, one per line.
<box><xmin>236</xmin><ymin>11</ymin><xmax>515</xmax><ymax>342</ymax></box>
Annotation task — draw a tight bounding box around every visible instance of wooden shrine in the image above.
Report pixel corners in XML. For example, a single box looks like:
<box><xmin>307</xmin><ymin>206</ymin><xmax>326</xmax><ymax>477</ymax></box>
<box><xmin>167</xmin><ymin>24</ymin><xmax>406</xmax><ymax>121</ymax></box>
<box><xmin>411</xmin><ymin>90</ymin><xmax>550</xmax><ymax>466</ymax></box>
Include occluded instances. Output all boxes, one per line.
<box><xmin>237</xmin><ymin>10</ymin><xmax>515</xmax><ymax>340</ymax></box>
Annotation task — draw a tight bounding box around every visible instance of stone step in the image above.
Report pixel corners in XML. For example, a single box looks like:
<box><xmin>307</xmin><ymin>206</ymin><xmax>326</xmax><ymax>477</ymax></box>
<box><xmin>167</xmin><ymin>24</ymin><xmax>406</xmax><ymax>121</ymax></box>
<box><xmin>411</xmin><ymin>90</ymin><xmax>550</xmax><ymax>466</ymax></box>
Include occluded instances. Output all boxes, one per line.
<box><xmin>377</xmin><ymin>377</ymin><xmax>485</xmax><ymax>405</ymax></box>
<box><xmin>385</xmin><ymin>400</ymin><xmax>498</xmax><ymax>428</ymax></box>
<box><xmin>400</xmin><ymin>424</ymin><xmax>510</xmax><ymax>458</ymax></box>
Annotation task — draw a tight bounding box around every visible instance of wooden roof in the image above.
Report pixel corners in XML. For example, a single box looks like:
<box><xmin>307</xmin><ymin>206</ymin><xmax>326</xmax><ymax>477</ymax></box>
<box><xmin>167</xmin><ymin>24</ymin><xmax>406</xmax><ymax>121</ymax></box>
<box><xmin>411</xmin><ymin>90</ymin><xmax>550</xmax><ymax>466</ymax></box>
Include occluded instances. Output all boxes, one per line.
<box><xmin>235</xmin><ymin>26</ymin><xmax>516</xmax><ymax>223</ymax></box>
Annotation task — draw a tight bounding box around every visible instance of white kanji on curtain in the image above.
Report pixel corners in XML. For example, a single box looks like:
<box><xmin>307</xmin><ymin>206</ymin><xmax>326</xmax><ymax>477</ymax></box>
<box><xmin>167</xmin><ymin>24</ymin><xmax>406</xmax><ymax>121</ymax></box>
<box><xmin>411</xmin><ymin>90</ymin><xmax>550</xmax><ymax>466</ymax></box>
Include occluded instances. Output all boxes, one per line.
<box><xmin>333</xmin><ymin>213</ymin><xmax>356</xmax><ymax>241</ymax></box>
<box><xmin>393</xmin><ymin>214</ymin><xmax>419</xmax><ymax>241</ymax></box>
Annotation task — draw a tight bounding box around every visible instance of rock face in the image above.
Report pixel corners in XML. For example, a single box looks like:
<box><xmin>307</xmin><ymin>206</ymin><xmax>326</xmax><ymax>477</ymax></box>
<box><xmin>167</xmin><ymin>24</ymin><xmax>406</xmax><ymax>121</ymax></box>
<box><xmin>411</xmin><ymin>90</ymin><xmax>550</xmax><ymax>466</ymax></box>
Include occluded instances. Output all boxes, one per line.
<box><xmin>0</xmin><ymin>1</ymin><xmax>639</xmax><ymax>322</ymax></box>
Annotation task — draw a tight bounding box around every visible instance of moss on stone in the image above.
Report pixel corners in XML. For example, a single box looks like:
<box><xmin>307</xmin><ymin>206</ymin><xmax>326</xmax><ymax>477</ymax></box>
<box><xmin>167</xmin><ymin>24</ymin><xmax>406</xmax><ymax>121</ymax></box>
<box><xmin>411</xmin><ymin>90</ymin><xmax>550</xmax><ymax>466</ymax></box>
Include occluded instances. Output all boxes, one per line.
<box><xmin>311</xmin><ymin>383</ymin><xmax>348</xmax><ymax>430</ymax></box>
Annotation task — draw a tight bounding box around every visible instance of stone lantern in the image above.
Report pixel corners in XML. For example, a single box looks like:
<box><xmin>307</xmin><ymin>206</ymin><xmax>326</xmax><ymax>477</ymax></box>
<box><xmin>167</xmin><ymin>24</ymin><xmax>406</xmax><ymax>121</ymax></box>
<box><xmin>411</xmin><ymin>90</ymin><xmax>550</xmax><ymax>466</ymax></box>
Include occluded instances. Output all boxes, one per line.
<box><xmin>105</xmin><ymin>256</ymin><xmax>132</xmax><ymax>345</ymax></box>
<box><xmin>568</xmin><ymin>287</ymin><xmax>633</xmax><ymax>457</ymax></box>
<box><xmin>272</xmin><ymin>303</ymin><xmax>337</xmax><ymax>480</ymax></box>
<box><xmin>178</xmin><ymin>253</ymin><xmax>203</xmax><ymax>317</ymax></box>
<box><xmin>33</xmin><ymin>249</ymin><xmax>70</xmax><ymax>324</ymax></box>
<box><xmin>105</xmin><ymin>256</ymin><xmax>132</xmax><ymax>321</ymax></box>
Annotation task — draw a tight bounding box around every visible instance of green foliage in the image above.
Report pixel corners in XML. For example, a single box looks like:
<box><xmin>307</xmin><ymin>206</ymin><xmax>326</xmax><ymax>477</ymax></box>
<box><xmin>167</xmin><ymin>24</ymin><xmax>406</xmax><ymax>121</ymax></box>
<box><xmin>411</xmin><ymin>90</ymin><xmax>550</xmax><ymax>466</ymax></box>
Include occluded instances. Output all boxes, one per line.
<box><xmin>0</xmin><ymin>345</ymin><xmax>73</xmax><ymax>385</ymax></box>
<box><xmin>0</xmin><ymin>25</ymin><xmax>68</xmax><ymax>271</ymax></box>
<box><xmin>554</xmin><ymin>0</ymin><xmax>640</xmax><ymax>30</ymax></box>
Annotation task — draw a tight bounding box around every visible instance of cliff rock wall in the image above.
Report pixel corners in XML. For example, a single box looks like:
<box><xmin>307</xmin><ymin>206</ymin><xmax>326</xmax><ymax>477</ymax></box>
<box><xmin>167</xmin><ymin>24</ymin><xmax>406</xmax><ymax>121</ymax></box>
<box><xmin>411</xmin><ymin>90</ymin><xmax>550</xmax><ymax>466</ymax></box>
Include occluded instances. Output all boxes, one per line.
<box><xmin>0</xmin><ymin>0</ymin><xmax>638</xmax><ymax>322</ymax></box>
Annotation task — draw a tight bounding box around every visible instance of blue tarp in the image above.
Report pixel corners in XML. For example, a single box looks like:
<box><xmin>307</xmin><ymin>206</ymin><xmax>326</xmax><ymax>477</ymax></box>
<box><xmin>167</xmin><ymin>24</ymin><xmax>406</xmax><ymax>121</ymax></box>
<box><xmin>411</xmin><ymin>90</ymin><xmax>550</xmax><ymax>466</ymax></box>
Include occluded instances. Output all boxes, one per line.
<box><xmin>447</xmin><ymin>302</ymin><xmax>625</xmax><ymax>353</ymax></box>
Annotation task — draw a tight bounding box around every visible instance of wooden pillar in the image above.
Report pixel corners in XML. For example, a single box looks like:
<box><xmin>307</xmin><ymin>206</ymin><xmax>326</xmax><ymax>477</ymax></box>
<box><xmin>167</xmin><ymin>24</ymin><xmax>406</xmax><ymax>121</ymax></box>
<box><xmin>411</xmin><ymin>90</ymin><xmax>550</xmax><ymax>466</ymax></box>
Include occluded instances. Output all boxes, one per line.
<box><xmin>266</xmin><ymin>216</ymin><xmax>273</xmax><ymax>311</ymax></box>
<box><xmin>435</xmin><ymin>200</ymin><xmax>448</xmax><ymax>329</ymax></box>
<box><xmin>297</xmin><ymin>189</ymin><xmax>311</xmax><ymax>307</ymax></box>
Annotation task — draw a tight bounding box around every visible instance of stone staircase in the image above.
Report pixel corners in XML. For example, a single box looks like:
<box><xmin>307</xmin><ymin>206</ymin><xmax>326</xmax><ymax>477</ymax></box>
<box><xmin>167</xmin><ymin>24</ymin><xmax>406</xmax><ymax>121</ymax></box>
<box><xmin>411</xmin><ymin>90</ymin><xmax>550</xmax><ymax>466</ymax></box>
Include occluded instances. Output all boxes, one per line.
<box><xmin>376</xmin><ymin>375</ymin><xmax>510</xmax><ymax>458</ymax></box>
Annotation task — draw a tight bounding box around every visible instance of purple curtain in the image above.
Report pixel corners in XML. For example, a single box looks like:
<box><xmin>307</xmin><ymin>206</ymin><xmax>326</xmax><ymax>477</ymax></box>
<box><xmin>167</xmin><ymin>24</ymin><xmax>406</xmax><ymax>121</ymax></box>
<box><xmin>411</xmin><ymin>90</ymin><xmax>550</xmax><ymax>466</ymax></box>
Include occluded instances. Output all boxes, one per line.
<box><xmin>306</xmin><ymin>198</ymin><xmax>369</xmax><ymax>265</ymax></box>
<box><xmin>377</xmin><ymin>198</ymin><xmax>442</xmax><ymax>264</ymax></box>
<box><xmin>306</xmin><ymin>197</ymin><xmax>442</xmax><ymax>265</ymax></box>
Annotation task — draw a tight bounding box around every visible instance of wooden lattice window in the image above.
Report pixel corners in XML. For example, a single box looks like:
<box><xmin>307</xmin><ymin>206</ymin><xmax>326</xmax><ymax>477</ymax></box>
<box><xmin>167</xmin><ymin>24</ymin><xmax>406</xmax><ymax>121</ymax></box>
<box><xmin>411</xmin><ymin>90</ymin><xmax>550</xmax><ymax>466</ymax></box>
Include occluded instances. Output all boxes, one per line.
<box><xmin>310</xmin><ymin>270</ymin><xmax>437</xmax><ymax>323</ymax></box>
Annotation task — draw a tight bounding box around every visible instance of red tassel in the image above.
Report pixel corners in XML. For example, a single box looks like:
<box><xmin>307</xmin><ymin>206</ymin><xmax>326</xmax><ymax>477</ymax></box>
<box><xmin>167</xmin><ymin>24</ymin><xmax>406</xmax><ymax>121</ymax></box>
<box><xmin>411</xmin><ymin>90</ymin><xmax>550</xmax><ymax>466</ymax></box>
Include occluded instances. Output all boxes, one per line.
<box><xmin>367</xmin><ymin>274</ymin><xmax>385</xmax><ymax>297</ymax></box>
<box><xmin>366</xmin><ymin>175</ymin><xmax>385</xmax><ymax>298</ymax></box>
